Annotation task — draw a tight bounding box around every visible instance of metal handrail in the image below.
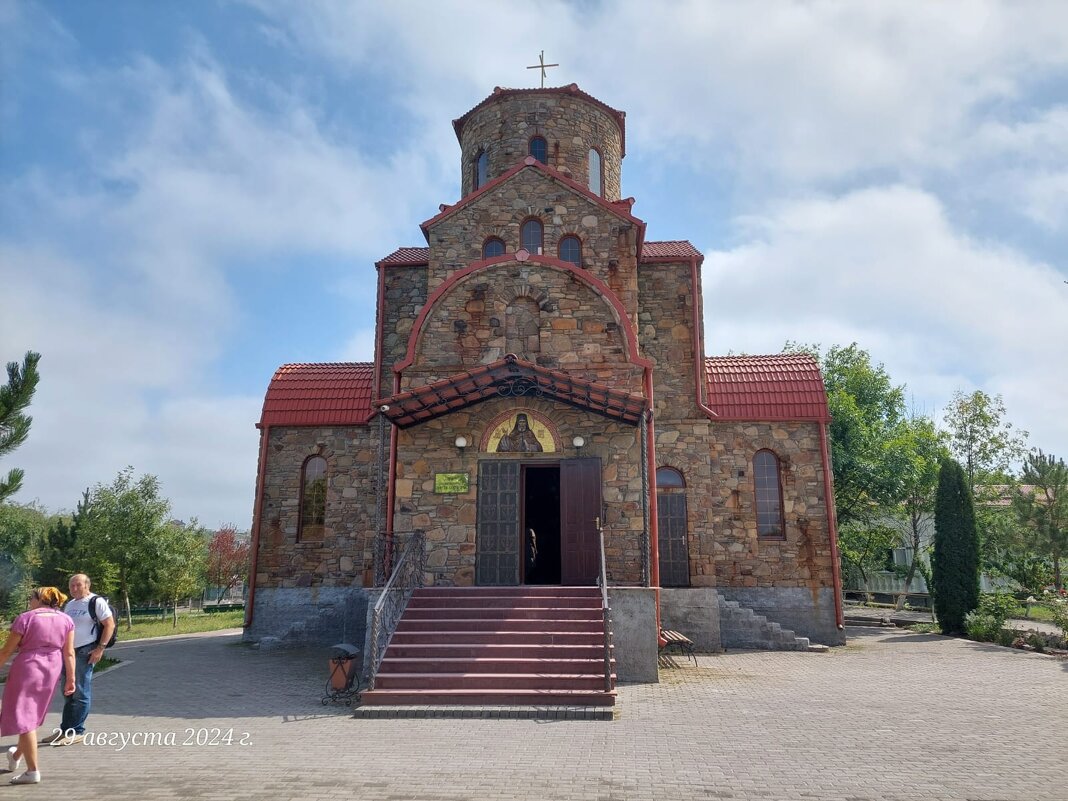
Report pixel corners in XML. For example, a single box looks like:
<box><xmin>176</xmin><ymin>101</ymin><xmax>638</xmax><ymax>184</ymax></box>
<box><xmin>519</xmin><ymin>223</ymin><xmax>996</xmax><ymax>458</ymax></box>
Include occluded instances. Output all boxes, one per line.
<box><xmin>363</xmin><ymin>530</ymin><xmax>425</xmax><ymax>691</ymax></box>
<box><xmin>596</xmin><ymin>519</ymin><xmax>613</xmax><ymax>692</ymax></box>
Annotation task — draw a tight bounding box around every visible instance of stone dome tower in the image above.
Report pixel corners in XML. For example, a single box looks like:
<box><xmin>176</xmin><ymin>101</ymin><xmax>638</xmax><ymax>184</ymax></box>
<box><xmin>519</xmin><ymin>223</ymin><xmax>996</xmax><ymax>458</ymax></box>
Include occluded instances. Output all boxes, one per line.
<box><xmin>453</xmin><ymin>84</ymin><xmax>626</xmax><ymax>201</ymax></box>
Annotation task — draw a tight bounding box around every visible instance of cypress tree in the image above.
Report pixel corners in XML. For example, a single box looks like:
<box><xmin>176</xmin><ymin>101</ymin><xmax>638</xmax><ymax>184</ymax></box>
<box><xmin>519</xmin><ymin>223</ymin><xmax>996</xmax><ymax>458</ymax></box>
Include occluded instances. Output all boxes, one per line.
<box><xmin>933</xmin><ymin>458</ymin><xmax>980</xmax><ymax>634</ymax></box>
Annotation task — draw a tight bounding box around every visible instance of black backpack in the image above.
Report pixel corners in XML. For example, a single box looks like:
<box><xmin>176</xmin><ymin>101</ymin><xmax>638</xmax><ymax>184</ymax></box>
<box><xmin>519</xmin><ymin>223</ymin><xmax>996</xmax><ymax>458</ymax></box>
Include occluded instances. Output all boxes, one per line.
<box><xmin>88</xmin><ymin>595</ymin><xmax>118</xmax><ymax>648</ymax></box>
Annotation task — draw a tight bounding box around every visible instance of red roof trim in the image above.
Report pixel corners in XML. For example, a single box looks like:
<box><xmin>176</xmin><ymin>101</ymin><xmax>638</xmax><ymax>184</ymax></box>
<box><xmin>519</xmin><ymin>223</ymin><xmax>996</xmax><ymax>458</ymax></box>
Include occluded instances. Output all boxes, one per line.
<box><xmin>420</xmin><ymin>156</ymin><xmax>645</xmax><ymax>239</ymax></box>
<box><xmin>704</xmin><ymin>355</ymin><xmax>830</xmax><ymax>422</ymax></box>
<box><xmin>395</xmin><ymin>251</ymin><xmax>653</xmax><ymax>374</ymax></box>
<box><xmin>259</xmin><ymin>362</ymin><xmax>376</xmax><ymax>428</ymax></box>
<box><xmin>453</xmin><ymin>84</ymin><xmax>626</xmax><ymax>157</ymax></box>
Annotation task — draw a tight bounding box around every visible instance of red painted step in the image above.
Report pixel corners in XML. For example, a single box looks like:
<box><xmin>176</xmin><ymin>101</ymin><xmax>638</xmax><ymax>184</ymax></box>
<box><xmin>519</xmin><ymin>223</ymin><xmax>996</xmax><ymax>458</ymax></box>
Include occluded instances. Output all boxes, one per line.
<box><xmin>396</xmin><ymin>618</ymin><xmax>602</xmax><ymax>633</ymax></box>
<box><xmin>402</xmin><ymin>606</ymin><xmax>602</xmax><ymax>621</ymax></box>
<box><xmin>389</xmin><ymin>630</ymin><xmax>605</xmax><ymax>645</ymax></box>
<box><xmin>359</xmin><ymin>689</ymin><xmax>616</xmax><ymax>707</ymax></box>
<box><xmin>377</xmin><ymin>657</ymin><xmax>612</xmax><ymax>674</ymax></box>
<box><xmin>373</xmin><ymin>672</ymin><xmax>614</xmax><ymax>691</ymax></box>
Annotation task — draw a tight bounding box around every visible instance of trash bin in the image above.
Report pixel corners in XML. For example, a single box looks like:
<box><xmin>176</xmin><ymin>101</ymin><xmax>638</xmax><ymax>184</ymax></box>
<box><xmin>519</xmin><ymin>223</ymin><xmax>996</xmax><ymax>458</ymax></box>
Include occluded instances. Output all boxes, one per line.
<box><xmin>327</xmin><ymin>643</ymin><xmax>360</xmax><ymax>692</ymax></box>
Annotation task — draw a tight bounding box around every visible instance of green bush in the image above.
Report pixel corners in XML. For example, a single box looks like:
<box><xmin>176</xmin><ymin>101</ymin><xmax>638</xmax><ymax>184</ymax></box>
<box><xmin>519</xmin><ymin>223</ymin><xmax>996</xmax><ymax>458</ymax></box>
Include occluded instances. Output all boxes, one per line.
<box><xmin>978</xmin><ymin>592</ymin><xmax>1016</xmax><ymax>627</ymax></box>
<box><xmin>964</xmin><ymin>611</ymin><xmax>1001</xmax><ymax>642</ymax></box>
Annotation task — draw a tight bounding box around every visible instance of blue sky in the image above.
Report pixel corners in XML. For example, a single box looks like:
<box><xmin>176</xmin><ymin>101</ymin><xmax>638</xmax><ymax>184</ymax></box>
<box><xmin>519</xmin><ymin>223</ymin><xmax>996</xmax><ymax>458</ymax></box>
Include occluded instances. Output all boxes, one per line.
<box><xmin>2</xmin><ymin>0</ymin><xmax>1067</xmax><ymax>529</ymax></box>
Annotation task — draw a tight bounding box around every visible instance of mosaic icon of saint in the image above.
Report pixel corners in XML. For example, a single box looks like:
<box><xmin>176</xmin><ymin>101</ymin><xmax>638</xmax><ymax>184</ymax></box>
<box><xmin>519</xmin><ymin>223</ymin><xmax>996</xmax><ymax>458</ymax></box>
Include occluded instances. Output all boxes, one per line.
<box><xmin>495</xmin><ymin>413</ymin><xmax>543</xmax><ymax>453</ymax></box>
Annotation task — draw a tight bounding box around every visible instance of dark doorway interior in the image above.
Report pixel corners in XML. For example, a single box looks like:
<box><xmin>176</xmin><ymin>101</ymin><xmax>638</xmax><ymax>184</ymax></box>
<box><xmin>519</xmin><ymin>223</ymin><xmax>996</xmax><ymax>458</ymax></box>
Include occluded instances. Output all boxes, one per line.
<box><xmin>523</xmin><ymin>466</ymin><xmax>561</xmax><ymax>584</ymax></box>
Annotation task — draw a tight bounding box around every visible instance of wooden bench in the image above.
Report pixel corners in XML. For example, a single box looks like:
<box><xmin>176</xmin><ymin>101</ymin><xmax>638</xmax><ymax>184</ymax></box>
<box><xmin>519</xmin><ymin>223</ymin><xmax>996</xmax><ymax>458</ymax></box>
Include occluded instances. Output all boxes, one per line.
<box><xmin>659</xmin><ymin>629</ymin><xmax>698</xmax><ymax>667</ymax></box>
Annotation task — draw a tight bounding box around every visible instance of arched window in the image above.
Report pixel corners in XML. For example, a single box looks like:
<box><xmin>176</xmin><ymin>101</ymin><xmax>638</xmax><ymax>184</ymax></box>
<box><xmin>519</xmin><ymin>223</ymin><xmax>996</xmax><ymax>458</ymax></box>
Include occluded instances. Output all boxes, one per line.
<box><xmin>482</xmin><ymin>237</ymin><xmax>505</xmax><ymax>259</ymax></box>
<box><xmin>656</xmin><ymin>467</ymin><xmax>689</xmax><ymax>586</ymax></box>
<box><xmin>558</xmin><ymin>235</ymin><xmax>581</xmax><ymax>266</ymax></box>
<box><xmin>588</xmin><ymin>148</ymin><xmax>603</xmax><ymax>195</ymax></box>
<box><xmin>299</xmin><ymin>455</ymin><xmax>327</xmax><ymax>542</ymax></box>
<box><xmin>754</xmin><ymin>450</ymin><xmax>785</xmax><ymax>538</ymax></box>
<box><xmin>474</xmin><ymin>149</ymin><xmax>488</xmax><ymax>190</ymax></box>
<box><xmin>529</xmin><ymin>136</ymin><xmax>548</xmax><ymax>164</ymax></box>
<box><xmin>521</xmin><ymin>218</ymin><xmax>543</xmax><ymax>254</ymax></box>
<box><xmin>656</xmin><ymin>467</ymin><xmax>685</xmax><ymax>488</ymax></box>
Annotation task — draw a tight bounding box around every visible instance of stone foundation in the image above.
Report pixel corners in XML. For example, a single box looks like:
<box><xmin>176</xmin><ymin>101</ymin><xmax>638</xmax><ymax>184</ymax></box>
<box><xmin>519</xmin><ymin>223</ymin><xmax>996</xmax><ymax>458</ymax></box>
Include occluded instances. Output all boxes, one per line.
<box><xmin>243</xmin><ymin>587</ymin><xmax>371</xmax><ymax>650</ymax></box>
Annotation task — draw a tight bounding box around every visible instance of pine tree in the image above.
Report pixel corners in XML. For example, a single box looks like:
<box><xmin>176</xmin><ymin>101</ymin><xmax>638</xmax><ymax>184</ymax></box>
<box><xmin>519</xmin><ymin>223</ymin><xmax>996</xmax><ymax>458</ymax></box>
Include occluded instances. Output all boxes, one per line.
<box><xmin>933</xmin><ymin>459</ymin><xmax>981</xmax><ymax>634</ymax></box>
<box><xmin>0</xmin><ymin>351</ymin><xmax>41</xmax><ymax>503</ymax></box>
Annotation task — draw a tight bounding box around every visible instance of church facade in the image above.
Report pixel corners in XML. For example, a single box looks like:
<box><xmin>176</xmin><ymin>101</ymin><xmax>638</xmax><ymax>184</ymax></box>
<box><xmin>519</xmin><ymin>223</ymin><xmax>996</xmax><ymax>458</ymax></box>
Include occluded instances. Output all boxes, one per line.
<box><xmin>244</xmin><ymin>84</ymin><xmax>845</xmax><ymax>664</ymax></box>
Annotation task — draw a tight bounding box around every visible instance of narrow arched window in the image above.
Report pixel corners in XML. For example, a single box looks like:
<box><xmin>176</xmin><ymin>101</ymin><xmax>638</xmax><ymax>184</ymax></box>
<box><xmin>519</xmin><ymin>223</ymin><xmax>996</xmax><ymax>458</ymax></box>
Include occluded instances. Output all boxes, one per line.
<box><xmin>559</xmin><ymin>235</ymin><xmax>581</xmax><ymax>266</ymax></box>
<box><xmin>521</xmin><ymin>219</ymin><xmax>543</xmax><ymax>254</ymax></box>
<box><xmin>474</xmin><ymin>149</ymin><xmax>488</xmax><ymax>190</ymax></box>
<box><xmin>656</xmin><ymin>467</ymin><xmax>689</xmax><ymax>586</ymax></box>
<box><xmin>588</xmin><ymin>148</ymin><xmax>603</xmax><ymax>195</ymax></box>
<box><xmin>529</xmin><ymin>136</ymin><xmax>548</xmax><ymax>164</ymax></box>
<box><xmin>482</xmin><ymin>237</ymin><xmax>505</xmax><ymax>259</ymax></box>
<box><xmin>299</xmin><ymin>455</ymin><xmax>327</xmax><ymax>542</ymax></box>
<box><xmin>754</xmin><ymin>450</ymin><xmax>785</xmax><ymax>538</ymax></box>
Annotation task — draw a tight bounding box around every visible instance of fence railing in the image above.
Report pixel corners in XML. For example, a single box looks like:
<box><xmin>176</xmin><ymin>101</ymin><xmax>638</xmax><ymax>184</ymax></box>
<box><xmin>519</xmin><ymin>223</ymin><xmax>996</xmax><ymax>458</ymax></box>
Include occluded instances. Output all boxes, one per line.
<box><xmin>596</xmin><ymin>518</ymin><xmax>613</xmax><ymax>692</ymax></box>
<box><xmin>363</xmin><ymin>530</ymin><xmax>426</xmax><ymax>691</ymax></box>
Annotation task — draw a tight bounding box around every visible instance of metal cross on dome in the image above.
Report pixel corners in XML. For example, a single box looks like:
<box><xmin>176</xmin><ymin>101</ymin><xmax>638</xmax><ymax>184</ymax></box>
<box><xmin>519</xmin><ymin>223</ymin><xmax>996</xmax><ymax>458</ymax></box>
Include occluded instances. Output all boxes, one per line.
<box><xmin>526</xmin><ymin>50</ymin><xmax>559</xmax><ymax>88</ymax></box>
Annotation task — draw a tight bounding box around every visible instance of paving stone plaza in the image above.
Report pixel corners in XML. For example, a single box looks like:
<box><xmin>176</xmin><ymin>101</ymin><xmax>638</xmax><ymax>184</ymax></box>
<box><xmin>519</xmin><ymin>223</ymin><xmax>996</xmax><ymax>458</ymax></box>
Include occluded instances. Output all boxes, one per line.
<box><xmin>5</xmin><ymin>626</ymin><xmax>1065</xmax><ymax>800</ymax></box>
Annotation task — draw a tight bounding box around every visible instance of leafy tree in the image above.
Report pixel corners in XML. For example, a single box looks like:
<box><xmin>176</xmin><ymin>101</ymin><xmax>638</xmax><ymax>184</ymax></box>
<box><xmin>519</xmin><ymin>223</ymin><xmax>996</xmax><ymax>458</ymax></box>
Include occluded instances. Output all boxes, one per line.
<box><xmin>837</xmin><ymin>522</ymin><xmax>898</xmax><ymax>595</ymax></box>
<box><xmin>206</xmin><ymin>524</ymin><xmax>250</xmax><ymax>603</ymax></box>
<box><xmin>786</xmin><ymin>343</ymin><xmax>910</xmax><ymax>529</ymax></box>
<box><xmin>0</xmin><ymin>502</ymin><xmax>48</xmax><ymax>622</ymax></box>
<box><xmin>1014</xmin><ymin>450</ymin><xmax>1067</xmax><ymax>590</ymax></box>
<box><xmin>942</xmin><ymin>390</ymin><xmax>1029</xmax><ymax>489</ymax></box>
<box><xmin>0</xmin><ymin>351</ymin><xmax>41</xmax><ymax>503</ymax></box>
<box><xmin>78</xmin><ymin>467</ymin><xmax>172</xmax><ymax>629</ymax></box>
<box><xmin>151</xmin><ymin>521</ymin><xmax>208</xmax><ymax>626</ymax></box>
<box><xmin>889</xmin><ymin>415</ymin><xmax>949</xmax><ymax>609</ymax></box>
<box><xmin>933</xmin><ymin>459</ymin><xmax>980</xmax><ymax>634</ymax></box>
<box><xmin>33</xmin><ymin>489</ymin><xmax>98</xmax><ymax>590</ymax></box>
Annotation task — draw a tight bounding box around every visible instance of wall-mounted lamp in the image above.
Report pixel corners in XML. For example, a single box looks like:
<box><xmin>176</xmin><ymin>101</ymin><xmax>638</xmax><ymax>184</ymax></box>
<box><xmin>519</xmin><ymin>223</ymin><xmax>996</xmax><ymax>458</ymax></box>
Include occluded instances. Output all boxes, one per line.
<box><xmin>572</xmin><ymin>436</ymin><xmax>585</xmax><ymax>449</ymax></box>
<box><xmin>379</xmin><ymin>404</ymin><xmax>390</xmax><ymax>413</ymax></box>
<box><xmin>455</xmin><ymin>436</ymin><xmax>468</xmax><ymax>451</ymax></box>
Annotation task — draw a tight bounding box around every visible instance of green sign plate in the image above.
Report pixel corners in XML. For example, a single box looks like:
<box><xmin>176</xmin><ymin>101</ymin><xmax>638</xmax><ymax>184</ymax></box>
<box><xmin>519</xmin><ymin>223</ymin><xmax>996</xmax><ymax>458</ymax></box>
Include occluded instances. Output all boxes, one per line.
<box><xmin>434</xmin><ymin>472</ymin><xmax>470</xmax><ymax>494</ymax></box>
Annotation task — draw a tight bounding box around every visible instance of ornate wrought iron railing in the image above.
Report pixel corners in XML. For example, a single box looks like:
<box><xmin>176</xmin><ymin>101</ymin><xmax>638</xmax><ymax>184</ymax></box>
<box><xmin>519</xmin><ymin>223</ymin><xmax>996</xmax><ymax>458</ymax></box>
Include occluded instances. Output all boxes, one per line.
<box><xmin>596</xmin><ymin>518</ymin><xmax>614</xmax><ymax>692</ymax></box>
<box><xmin>363</xmin><ymin>530</ymin><xmax>426</xmax><ymax>691</ymax></box>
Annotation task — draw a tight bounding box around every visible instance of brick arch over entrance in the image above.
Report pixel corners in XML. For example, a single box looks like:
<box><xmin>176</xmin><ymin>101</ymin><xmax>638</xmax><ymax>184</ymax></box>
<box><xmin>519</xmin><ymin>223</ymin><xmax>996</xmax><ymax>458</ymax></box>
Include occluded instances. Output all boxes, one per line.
<box><xmin>394</xmin><ymin>253</ymin><xmax>653</xmax><ymax>375</ymax></box>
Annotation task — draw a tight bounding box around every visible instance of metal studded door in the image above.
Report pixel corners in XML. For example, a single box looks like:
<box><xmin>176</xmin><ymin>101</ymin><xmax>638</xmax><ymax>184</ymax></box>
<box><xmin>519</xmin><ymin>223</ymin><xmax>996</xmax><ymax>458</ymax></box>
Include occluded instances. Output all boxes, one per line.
<box><xmin>476</xmin><ymin>460</ymin><xmax>521</xmax><ymax>585</ymax></box>
<box><xmin>560</xmin><ymin>458</ymin><xmax>602</xmax><ymax>586</ymax></box>
<box><xmin>657</xmin><ymin>492</ymin><xmax>690</xmax><ymax>587</ymax></box>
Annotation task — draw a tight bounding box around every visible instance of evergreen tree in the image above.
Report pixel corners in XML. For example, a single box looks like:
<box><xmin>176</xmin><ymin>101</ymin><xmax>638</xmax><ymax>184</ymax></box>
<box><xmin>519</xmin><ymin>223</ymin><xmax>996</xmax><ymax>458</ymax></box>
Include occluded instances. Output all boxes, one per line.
<box><xmin>933</xmin><ymin>459</ymin><xmax>980</xmax><ymax>634</ymax></box>
<box><xmin>0</xmin><ymin>351</ymin><xmax>41</xmax><ymax>503</ymax></box>
<box><xmin>1014</xmin><ymin>450</ymin><xmax>1067</xmax><ymax>591</ymax></box>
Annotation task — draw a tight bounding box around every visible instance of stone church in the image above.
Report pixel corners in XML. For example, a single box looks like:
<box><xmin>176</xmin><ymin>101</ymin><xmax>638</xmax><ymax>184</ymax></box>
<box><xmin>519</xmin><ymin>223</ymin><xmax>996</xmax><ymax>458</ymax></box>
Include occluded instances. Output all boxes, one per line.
<box><xmin>245</xmin><ymin>84</ymin><xmax>844</xmax><ymax>701</ymax></box>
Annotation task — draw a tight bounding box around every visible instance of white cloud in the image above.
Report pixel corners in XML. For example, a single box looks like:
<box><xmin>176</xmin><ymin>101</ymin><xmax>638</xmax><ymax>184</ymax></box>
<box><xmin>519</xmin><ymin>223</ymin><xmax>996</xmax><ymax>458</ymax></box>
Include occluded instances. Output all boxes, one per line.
<box><xmin>703</xmin><ymin>185</ymin><xmax>1068</xmax><ymax>457</ymax></box>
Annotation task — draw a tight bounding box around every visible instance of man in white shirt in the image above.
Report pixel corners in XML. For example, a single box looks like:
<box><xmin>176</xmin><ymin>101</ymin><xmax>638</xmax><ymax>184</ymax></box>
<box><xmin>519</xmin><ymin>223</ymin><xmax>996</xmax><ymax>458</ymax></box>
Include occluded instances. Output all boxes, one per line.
<box><xmin>44</xmin><ymin>574</ymin><xmax>115</xmax><ymax>746</ymax></box>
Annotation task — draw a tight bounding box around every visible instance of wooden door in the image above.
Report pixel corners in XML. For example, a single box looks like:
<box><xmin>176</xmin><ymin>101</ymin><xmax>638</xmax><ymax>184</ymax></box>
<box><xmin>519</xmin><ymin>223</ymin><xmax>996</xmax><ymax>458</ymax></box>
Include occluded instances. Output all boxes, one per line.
<box><xmin>560</xmin><ymin>458</ymin><xmax>601</xmax><ymax>585</ymax></box>
<box><xmin>476</xmin><ymin>461</ymin><xmax>520</xmax><ymax>585</ymax></box>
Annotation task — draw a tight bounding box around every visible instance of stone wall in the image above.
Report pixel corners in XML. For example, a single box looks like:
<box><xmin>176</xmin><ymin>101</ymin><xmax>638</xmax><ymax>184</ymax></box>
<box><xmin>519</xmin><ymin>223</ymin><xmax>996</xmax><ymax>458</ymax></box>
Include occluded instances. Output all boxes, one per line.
<box><xmin>457</xmin><ymin>90</ymin><xmax>623</xmax><ymax>201</ymax></box>
<box><xmin>256</xmin><ymin>425</ymin><xmax>381</xmax><ymax>590</ymax></box>
<box><xmin>377</xmin><ymin>264</ymin><xmax>428</xmax><ymax>397</ymax></box>
<box><xmin>403</xmin><ymin>260</ymin><xmax>643</xmax><ymax>393</ymax></box>
<box><xmin>427</xmin><ymin>168</ymin><xmax>641</xmax><ymax>312</ymax></box>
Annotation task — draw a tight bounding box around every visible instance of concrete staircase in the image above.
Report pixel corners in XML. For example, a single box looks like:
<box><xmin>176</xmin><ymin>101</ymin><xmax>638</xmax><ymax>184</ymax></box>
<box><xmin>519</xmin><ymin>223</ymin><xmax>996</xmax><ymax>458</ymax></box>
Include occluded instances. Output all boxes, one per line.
<box><xmin>358</xmin><ymin>586</ymin><xmax>616</xmax><ymax>707</ymax></box>
<box><xmin>718</xmin><ymin>596</ymin><xmax>811</xmax><ymax>651</ymax></box>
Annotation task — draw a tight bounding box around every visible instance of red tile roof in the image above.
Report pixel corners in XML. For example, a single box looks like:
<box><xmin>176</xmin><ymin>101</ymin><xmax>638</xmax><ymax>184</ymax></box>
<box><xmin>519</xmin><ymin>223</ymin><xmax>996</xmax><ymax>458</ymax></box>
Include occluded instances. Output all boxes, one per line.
<box><xmin>640</xmin><ymin>241</ymin><xmax>704</xmax><ymax>263</ymax></box>
<box><xmin>705</xmin><ymin>355</ymin><xmax>830</xmax><ymax>422</ymax></box>
<box><xmin>259</xmin><ymin>363</ymin><xmax>376</xmax><ymax>427</ymax></box>
<box><xmin>453</xmin><ymin>84</ymin><xmax>627</xmax><ymax>156</ymax></box>
<box><xmin>377</xmin><ymin>247</ymin><xmax>429</xmax><ymax>266</ymax></box>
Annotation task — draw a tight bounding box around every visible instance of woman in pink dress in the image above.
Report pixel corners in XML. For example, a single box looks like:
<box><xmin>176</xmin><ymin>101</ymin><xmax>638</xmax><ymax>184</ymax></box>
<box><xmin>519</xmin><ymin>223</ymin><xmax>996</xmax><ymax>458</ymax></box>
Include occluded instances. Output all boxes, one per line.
<box><xmin>0</xmin><ymin>586</ymin><xmax>76</xmax><ymax>785</ymax></box>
